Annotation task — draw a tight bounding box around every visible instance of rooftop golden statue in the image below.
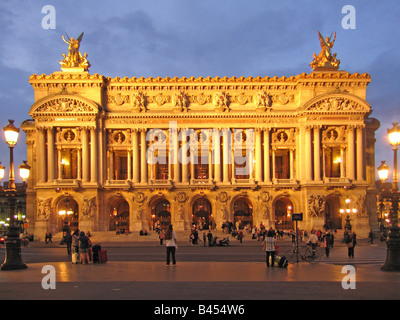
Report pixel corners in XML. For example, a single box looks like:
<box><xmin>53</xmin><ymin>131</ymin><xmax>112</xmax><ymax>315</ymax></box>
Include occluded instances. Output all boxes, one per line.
<box><xmin>310</xmin><ymin>31</ymin><xmax>341</xmax><ymax>70</ymax></box>
<box><xmin>60</xmin><ymin>32</ymin><xmax>91</xmax><ymax>72</ymax></box>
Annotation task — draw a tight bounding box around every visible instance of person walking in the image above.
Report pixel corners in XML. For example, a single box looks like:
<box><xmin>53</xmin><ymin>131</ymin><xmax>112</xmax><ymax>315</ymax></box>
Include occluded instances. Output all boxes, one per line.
<box><xmin>262</xmin><ymin>230</ymin><xmax>277</xmax><ymax>267</ymax></box>
<box><xmin>368</xmin><ymin>230</ymin><xmax>374</xmax><ymax>244</ymax></box>
<box><xmin>165</xmin><ymin>224</ymin><xmax>177</xmax><ymax>266</ymax></box>
<box><xmin>65</xmin><ymin>230</ymin><xmax>72</xmax><ymax>255</ymax></box>
<box><xmin>323</xmin><ymin>231</ymin><xmax>332</xmax><ymax>258</ymax></box>
<box><xmin>307</xmin><ymin>230</ymin><xmax>319</xmax><ymax>257</ymax></box>
<box><xmin>346</xmin><ymin>231</ymin><xmax>357</xmax><ymax>258</ymax></box>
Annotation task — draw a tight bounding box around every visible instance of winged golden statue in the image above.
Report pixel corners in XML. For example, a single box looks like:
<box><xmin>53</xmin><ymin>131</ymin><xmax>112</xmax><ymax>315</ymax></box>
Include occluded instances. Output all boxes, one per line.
<box><xmin>60</xmin><ymin>32</ymin><xmax>91</xmax><ymax>71</ymax></box>
<box><xmin>310</xmin><ymin>31</ymin><xmax>340</xmax><ymax>70</ymax></box>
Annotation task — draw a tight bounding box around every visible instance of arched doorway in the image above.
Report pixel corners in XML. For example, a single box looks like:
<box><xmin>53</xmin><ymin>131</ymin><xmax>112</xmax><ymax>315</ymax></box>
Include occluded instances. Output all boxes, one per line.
<box><xmin>325</xmin><ymin>195</ymin><xmax>342</xmax><ymax>230</ymax></box>
<box><xmin>192</xmin><ymin>198</ymin><xmax>212</xmax><ymax>230</ymax></box>
<box><xmin>109</xmin><ymin>199</ymin><xmax>129</xmax><ymax>231</ymax></box>
<box><xmin>57</xmin><ymin>197</ymin><xmax>79</xmax><ymax>232</ymax></box>
<box><xmin>274</xmin><ymin>197</ymin><xmax>294</xmax><ymax>230</ymax></box>
<box><xmin>233</xmin><ymin>198</ymin><xmax>253</xmax><ymax>230</ymax></box>
<box><xmin>152</xmin><ymin>199</ymin><xmax>171</xmax><ymax>231</ymax></box>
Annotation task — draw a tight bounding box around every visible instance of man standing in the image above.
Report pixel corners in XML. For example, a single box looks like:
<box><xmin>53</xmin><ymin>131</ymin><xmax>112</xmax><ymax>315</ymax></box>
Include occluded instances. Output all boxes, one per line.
<box><xmin>165</xmin><ymin>224</ymin><xmax>178</xmax><ymax>266</ymax></box>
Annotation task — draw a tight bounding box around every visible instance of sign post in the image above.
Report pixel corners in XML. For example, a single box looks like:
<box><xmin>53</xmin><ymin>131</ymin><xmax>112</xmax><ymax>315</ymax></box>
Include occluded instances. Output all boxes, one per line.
<box><xmin>291</xmin><ymin>213</ymin><xmax>303</xmax><ymax>263</ymax></box>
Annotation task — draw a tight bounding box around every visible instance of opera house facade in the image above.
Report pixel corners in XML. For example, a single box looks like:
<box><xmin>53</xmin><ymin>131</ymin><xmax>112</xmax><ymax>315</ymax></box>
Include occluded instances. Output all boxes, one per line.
<box><xmin>21</xmin><ymin>33</ymin><xmax>380</xmax><ymax>239</ymax></box>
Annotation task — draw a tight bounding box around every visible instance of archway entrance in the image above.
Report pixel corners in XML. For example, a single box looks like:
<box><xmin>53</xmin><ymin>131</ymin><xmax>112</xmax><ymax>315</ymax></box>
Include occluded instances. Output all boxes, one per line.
<box><xmin>325</xmin><ymin>195</ymin><xmax>342</xmax><ymax>230</ymax></box>
<box><xmin>57</xmin><ymin>197</ymin><xmax>79</xmax><ymax>232</ymax></box>
<box><xmin>274</xmin><ymin>197</ymin><xmax>294</xmax><ymax>230</ymax></box>
<box><xmin>233</xmin><ymin>198</ymin><xmax>253</xmax><ymax>230</ymax></box>
<box><xmin>192</xmin><ymin>198</ymin><xmax>212</xmax><ymax>230</ymax></box>
<box><xmin>152</xmin><ymin>199</ymin><xmax>171</xmax><ymax>231</ymax></box>
<box><xmin>109</xmin><ymin>199</ymin><xmax>129</xmax><ymax>231</ymax></box>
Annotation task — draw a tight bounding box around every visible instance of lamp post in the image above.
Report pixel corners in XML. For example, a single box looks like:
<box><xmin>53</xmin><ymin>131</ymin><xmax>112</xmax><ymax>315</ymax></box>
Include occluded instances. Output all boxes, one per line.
<box><xmin>379</xmin><ymin>122</ymin><xmax>400</xmax><ymax>272</ymax></box>
<box><xmin>339</xmin><ymin>198</ymin><xmax>357</xmax><ymax>232</ymax></box>
<box><xmin>1</xmin><ymin>120</ymin><xmax>30</xmax><ymax>271</ymax></box>
<box><xmin>377</xmin><ymin>161</ymin><xmax>390</xmax><ymax>234</ymax></box>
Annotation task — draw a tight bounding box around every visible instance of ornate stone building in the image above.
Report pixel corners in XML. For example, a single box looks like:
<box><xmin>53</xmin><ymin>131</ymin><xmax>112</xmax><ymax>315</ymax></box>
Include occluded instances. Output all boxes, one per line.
<box><xmin>21</xmin><ymin>33</ymin><xmax>380</xmax><ymax>238</ymax></box>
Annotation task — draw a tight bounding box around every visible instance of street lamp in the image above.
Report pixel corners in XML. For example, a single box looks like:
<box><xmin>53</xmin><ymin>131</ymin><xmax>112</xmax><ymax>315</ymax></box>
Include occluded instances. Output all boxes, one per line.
<box><xmin>379</xmin><ymin>122</ymin><xmax>400</xmax><ymax>272</ymax></box>
<box><xmin>1</xmin><ymin>120</ymin><xmax>29</xmax><ymax>271</ymax></box>
<box><xmin>378</xmin><ymin>161</ymin><xmax>391</xmax><ymax>233</ymax></box>
<box><xmin>339</xmin><ymin>198</ymin><xmax>357</xmax><ymax>231</ymax></box>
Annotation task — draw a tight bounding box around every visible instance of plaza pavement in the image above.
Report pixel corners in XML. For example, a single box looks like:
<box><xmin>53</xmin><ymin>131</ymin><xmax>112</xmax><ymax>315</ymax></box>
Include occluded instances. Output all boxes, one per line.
<box><xmin>1</xmin><ymin>230</ymin><xmax>399</xmax><ymax>301</ymax></box>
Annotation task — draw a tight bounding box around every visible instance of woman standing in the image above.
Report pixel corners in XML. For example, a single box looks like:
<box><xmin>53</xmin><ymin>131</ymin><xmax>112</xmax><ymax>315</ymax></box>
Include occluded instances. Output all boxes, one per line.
<box><xmin>78</xmin><ymin>231</ymin><xmax>91</xmax><ymax>264</ymax></box>
<box><xmin>263</xmin><ymin>230</ymin><xmax>277</xmax><ymax>267</ymax></box>
<box><xmin>165</xmin><ymin>224</ymin><xmax>177</xmax><ymax>266</ymax></box>
<box><xmin>71</xmin><ymin>229</ymin><xmax>80</xmax><ymax>264</ymax></box>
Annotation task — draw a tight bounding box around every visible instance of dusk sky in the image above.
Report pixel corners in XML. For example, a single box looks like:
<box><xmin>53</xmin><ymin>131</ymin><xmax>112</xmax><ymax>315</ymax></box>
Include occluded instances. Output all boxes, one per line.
<box><xmin>0</xmin><ymin>0</ymin><xmax>399</xmax><ymax>182</ymax></box>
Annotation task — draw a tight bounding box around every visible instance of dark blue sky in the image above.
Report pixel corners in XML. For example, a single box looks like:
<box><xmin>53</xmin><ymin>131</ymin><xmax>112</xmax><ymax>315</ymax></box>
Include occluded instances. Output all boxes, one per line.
<box><xmin>0</xmin><ymin>0</ymin><xmax>398</xmax><ymax>182</ymax></box>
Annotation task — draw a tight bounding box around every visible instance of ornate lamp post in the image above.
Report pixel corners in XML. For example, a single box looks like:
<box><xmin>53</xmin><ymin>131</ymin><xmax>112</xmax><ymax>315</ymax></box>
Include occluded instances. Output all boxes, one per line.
<box><xmin>380</xmin><ymin>122</ymin><xmax>400</xmax><ymax>272</ymax></box>
<box><xmin>1</xmin><ymin>120</ymin><xmax>30</xmax><ymax>271</ymax></box>
<box><xmin>339</xmin><ymin>198</ymin><xmax>357</xmax><ymax>231</ymax></box>
<box><xmin>377</xmin><ymin>161</ymin><xmax>390</xmax><ymax>234</ymax></box>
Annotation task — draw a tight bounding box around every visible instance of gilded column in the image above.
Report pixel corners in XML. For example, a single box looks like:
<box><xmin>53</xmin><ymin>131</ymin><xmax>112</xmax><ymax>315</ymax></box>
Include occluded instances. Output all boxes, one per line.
<box><xmin>181</xmin><ymin>129</ymin><xmax>189</xmax><ymax>183</ymax></box>
<box><xmin>255</xmin><ymin>128</ymin><xmax>262</xmax><ymax>182</ymax></box>
<box><xmin>340</xmin><ymin>147</ymin><xmax>345</xmax><ymax>178</ymax></box>
<box><xmin>77</xmin><ymin>148</ymin><xmax>82</xmax><ymax>180</ymax></box>
<box><xmin>47</xmin><ymin>127</ymin><xmax>55</xmax><ymax>183</ymax></box>
<box><xmin>140</xmin><ymin>129</ymin><xmax>147</xmax><ymax>184</ymax></box>
<box><xmin>37</xmin><ymin>127</ymin><xmax>46</xmax><ymax>183</ymax></box>
<box><xmin>81</xmin><ymin>127</ymin><xmax>90</xmax><ymax>182</ymax></box>
<box><xmin>313</xmin><ymin>126</ymin><xmax>321</xmax><ymax>182</ymax></box>
<box><xmin>356</xmin><ymin>125</ymin><xmax>364</xmax><ymax>181</ymax></box>
<box><xmin>90</xmin><ymin>127</ymin><xmax>98</xmax><ymax>183</ymax></box>
<box><xmin>57</xmin><ymin>148</ymin><xmax>62</xmax><ymax>180</ymax></box>
<box><xmin>173</xmin><ymin>128</ymin><xmax>180</xmax><ymax>183</ymax></box>
<box><xmin>347</xmin><ymin>126</ymin><xmax>356</xmax><ymax>181</ymax></box>
<box><xmin>305</xmin><ymin>126</ymin><xmax>312</xmax><ymax>181</ymax></box>
<box><xmin>132</xmin><ymin>130</ymin><xmax>140</xmax><ymax>183</ymax></box>
<box><xmin>263</xmin><ymin>129</ymin><xmax>271</xmax><ymax>182</ymax></box>
<box><xmin>127</xmin><ymin>149</ymin><xmax>131</xmax><ymax>181</ymax></box>
<box><xmin>213</xmin><ymin>128</ymin><xmax>221</xmax><ymax>182</ymax></box>
<box><xmin>222</xmin><ymin>128</ymin><xmax>230</xmax><ymax>183</ymax></box>
<box><xmin>290</xmin><ymin>149</ymin><xmax>294</xmax><ymax>180</ymax></box>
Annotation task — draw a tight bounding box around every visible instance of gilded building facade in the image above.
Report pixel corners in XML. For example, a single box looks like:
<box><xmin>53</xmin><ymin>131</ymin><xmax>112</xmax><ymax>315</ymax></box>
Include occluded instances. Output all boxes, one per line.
<box><xmin>21</xmin><ymin>33</ymin><xmax>380</xmax><ymax>239</ymax></box>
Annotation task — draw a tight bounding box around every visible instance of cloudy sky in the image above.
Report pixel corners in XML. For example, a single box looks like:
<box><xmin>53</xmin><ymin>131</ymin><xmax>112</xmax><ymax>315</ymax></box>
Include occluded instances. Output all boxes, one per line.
<box><xmin>0</xmin><ymin>0</ymin><xmax>399</xmax><ymax>182</ymax></box>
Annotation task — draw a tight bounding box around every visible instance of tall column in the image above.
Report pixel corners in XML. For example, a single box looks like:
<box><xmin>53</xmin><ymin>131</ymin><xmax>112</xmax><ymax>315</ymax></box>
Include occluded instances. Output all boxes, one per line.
<box><xmin>57</xmin><ymin>148</ymin><xmax>62</xmax><ymax>180</ymax></box>
<box><xmin>263</xmin><ymin>129</ymin><xmax>271</xmax><ymax>182</ymax></box>
<box><xmin>108</xmin><ymin>149</ymin><xmax>114</xmax><ymax>180</ymax></box>
<box><xmin>77</xmin><ymin>148</ymin><xmax>82</xmax><ymax>180</ymax></box>
<box><xmin>272</xmin><ymin>149</ymin><xmax>276</xmax><ymax>181</ymax></box>
<box><xmin>47</xmin><ymin>127</ymin><xmax>55</xmax><ymax>183</ymax></box>
<box><xmin>223</xmin><ymin>128</ymin><xmax>230</xmax><ymax>183</ymax></box>
<box><xmin>347</xmin><ymin>126</ymin><xmax>356</xmax><ymax>181</ymax></box>
<box><xmin>181</xmin><ymin>129</ymin><xmax>189</xmax><ymax>183</ymax></box>
<box><xmin>290</xmin><ymin>149</ymin><xmax>294</xmax><ymax>180</ymax></box>
<box><xmin>340</xmin><ymin>147</ymin><xmax>345</xmax><ymax>178</ymax></box>
<box><xmin>90</xmin><ymin>127</ymin><xmax>98</xmax><ymax>183</ymax></box>
<box><xmin>140</xmin><ymin>129</ymin><xmax>147</xmax><ymax>184</ymax></box>
<box><xmin>356</xmin><ymin>125</ymin><xmax>364</xmax><ymax>181</ymax></box>
<box><xmin>132</xmin><ymin>130</ymin><xmax>140</xmax><ymax>183</ymax></box>
<box><xmin>305</xmin><ymin>126</ymin><xmax>313</xmax><ymax>182</ymax></box>
<box><xmin>173</xmin><ymin>128</ymin><xmax>180</xmax><ymax>183</ymax></box>
<box><xmin>255</xmin><ymin>128</ymin><xmax>262</xmax><ymax>182</ymax></box>
<box><xmin>127</xmin><ymin>149</ymin><xmax>132</xmax><ymax>181</ymax></box>
<box><xmin>81</xmin><ymin>127</ymin><xmax>90</xmax><ymax>182</ymax></box>
<box><xmin>213</xmin><ymin>129</ymin><xmax>221</xmax><ymax>182</ymax></box>
<box><xmin>37</xmin><ymin>127</ymin><xmax>46</xmax><ymax>183</ymax></box>
<box><xmin>313</xmin><ymin>126</ymin><xmax>321</xmax><ymax>182</ymax></box>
